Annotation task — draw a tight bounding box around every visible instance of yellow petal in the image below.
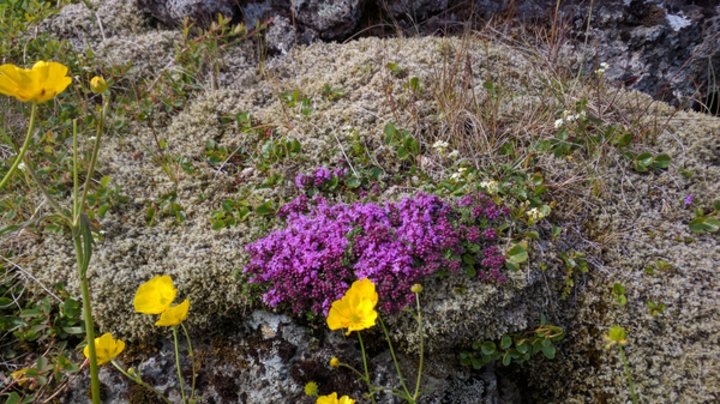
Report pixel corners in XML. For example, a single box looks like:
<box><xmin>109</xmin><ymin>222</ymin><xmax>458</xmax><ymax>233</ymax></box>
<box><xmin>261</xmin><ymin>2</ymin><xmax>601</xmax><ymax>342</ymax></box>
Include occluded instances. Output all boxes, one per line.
<box><xmin>317</xmin><ymin>393</ymin><xmax>355</xmax><ymax>404</ymax></box>
<box><xmin>133</xmin><ymin>275</ymin><xmax>177</xmax><ymax>314</ymax></box>
<box><xmin>155</xmin><ymin>299</ymin><xmax>190</xmax><ymax>327</ymax></box>
<box><xmin>84</xmin><ymin>332</ymin><xmax>125</xmax><ymax>366</ymax></box>
<box><xmin>0</xmin><ymin>61</ymin><xmax>71</xmax><ymax>103</ymax></box>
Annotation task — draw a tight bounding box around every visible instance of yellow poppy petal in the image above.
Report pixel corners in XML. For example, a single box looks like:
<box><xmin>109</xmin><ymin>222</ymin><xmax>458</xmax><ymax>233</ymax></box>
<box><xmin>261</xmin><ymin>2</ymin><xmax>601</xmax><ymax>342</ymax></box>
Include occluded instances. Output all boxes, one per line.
<box><xmin>155</xmin><ymin>299</ymin><xmax>190</xmax><ymax>327</ymax></box>
<box><xmin>133</xmin><ymin>275</ymin><xmax>177</xmax><ymax>314</ymax></box>
<box><xmin>84</xmin><ymin>332</ymin><xmax>125</xmax><ymax>366</ymax></box>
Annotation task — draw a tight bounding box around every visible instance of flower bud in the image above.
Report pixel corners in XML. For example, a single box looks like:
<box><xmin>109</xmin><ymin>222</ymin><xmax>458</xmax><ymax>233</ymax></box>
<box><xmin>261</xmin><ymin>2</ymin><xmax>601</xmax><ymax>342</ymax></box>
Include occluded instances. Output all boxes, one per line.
<box><xmin>329</xmin><ymin>356</ymin><xmax>340</xmax><ymax>368</ymax></box>
<box><xmin>90</xmin><ymin>76</ymin><xmax>108</xmax><ymax>94</ymax></box>
<box><xmin>411</xmin><ymin>284</ymin><xmax>423</xmax><ymax>294</ymax></box>
<box><xmin>304</xmin><ymin>381</ymin><xmax>318</xmax><ymax>397</ymax></box>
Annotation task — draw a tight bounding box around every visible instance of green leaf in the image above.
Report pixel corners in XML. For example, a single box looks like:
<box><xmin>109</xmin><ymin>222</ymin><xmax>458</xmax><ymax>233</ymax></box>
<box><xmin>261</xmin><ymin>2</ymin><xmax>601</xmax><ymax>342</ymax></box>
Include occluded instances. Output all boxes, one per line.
<box><xmin>652</xmin><ymin>153</ymin><xmax>671</xmax><ymax>169</ymax></box>
<box><xmin>480</xmin><ymin>341</ymin><xmax>496</xmax><ymax>356</ymax></box>
<box><xmin>346</xmin><ymin>176</ymin><xmax>362</xmax><ymax>189</ymax></box>
<box><xmin>689</xmin><ymin>216</ymin><xmax>720</xmax><ymax>233</ymax></box>
<box><xmin>384</xmin><ymin>122</ymin><xmax>398</xmax><ymax>144</ymax></box>
<box><xmin>500</xmin><ymin>335</ymin><xmax>512</xmax><ymax>350</ymax></box>
<box><xmin>255</xmin><ymin>201</ymin><xmax>275</xmax><ymax>217</ymax></box>
<box><xmin>501</xmin><ymin>352</ymin><xmax>512</xmax><ymax>366</ymax></box>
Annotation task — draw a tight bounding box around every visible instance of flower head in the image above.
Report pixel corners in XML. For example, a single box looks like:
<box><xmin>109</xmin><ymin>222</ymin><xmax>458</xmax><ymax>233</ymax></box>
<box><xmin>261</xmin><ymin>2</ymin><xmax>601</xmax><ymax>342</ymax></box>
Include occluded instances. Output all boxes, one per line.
<box><xmin>316</xmin><ymin>392</ymin><xmax>355</xmax><ymax>404</ymax></box>
<box><xmin>329</xmin><ymin>356</ymin><xmax>340</xmax><ymax>368</ymax></box>
<box><xmin>304</xmin><ymin>381</ymin><xmax>319</xmax><ymax>397</ymax></box>
<box><xmin>133</xmin><ymin>275</ymin><xmax>177</xmax><ymax>314</ymax></box>
<box><xmin>10</xmin><ymin>368</ymin><xmax>31</xmax><ymax>386</ymax></box>
<box><xmin>84</xmin><ymin>332</ymin><xmax>125</xmax><ymax>365</ymax></box>
<box><xmin>90</xmin><ymin>76</ymin><xmax>108</xmax><ymax>94</ymax></box>
<box><xmin>326</xmin><ymin>278</ymin><xmax>378</xmax><ymax>335</ymax></box>
<box><xmin>155</xmin><ymin>299</ymin><xmax>190</xmax><ymax>327</ymax></box>
<box><xmin>603</xmin><ymin>325</ymin><xmax>629</xmax><ymax>350</ymax></box>
<box><xmin>0</xmin><ymin>61</ymin><xmax>72</xmax><ymax>103</ymax></box>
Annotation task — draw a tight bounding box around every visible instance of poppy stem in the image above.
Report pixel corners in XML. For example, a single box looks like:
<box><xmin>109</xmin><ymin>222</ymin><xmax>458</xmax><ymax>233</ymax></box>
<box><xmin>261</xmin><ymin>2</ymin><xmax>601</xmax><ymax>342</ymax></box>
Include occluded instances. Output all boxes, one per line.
<box><xmin>173</xmin><ymin>326</ymin><xmax>188</xmax><ymax>404</ymax></box>
<box><xmin>181</xmin><ymin>322</ymin><xmax>196</xmax><ymax>403</ymax></box>
<box><xmin>78</xmin><ymin>96</ymin><xmax>108</xmax><ymax>223</ymax></box>
<box><xmin>413</xmin><ymin>292</ymin><xmax>424</xmax><ymax>400</ymax></box>
<box><xmin>357</xmin><ymin>332</ymin><xmax>376</xmax><ymax>404</ymax></box>
<box><xmin>378</xmin><ymin>316</ymin><xmax>412</xmax><ymax>400</ymax></box>
<box><xmin>111</xmin><ymin>361</ymin><xmax>172</xmax><ymax>404</ymax></box>
<box><xmin>74</xmin><ymin>230</ymin><xmax>100</xmax><ymax>404</ymax></box>
<box><xmin>0</xmin><ymin>103</ymin><xmax>36</xmax><ymax>191</ymax></box>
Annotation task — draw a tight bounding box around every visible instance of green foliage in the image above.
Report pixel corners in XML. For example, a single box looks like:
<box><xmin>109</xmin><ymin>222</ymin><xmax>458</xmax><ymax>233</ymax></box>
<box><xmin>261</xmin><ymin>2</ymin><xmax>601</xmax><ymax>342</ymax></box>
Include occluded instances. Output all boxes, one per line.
<box><xmin>611</xmin><ymin>282</ymin><xmax>627</xmax><ymax>306</ymax></box>
<box><xmin>560</xmin><ymin>250</ymin><xmax>589</xmax><ymax>299</ymax></box>
<box><xmin>631</xmin><ymin>152</ymin><xmax>671</xmax><ymax>173</ymax></box>
<box><xmin>209</xmin><ymin>195</ymin><xmax>277</xmax><ymax>230</ymax></box>
<box><xmin>646</xmin><ymin>300</ymin><xmax>665</xmax><ymax>317</ymax></box>
<box><xmin>689</xmin><ymin>206</ymin><xmax>720</xmax><ymax>234</ymax></box>
<box><xmin>459</xmin><ymin>317</ymin><xmax>564</xmax><ymax>369</ymax></box>
<box><xmin>280</xmin><ymin>89</ymin><xmax>314</xmax><ymax>116</ymax></box>
<box><xmin>0</xmin><ymin>274</ymin><xmax>83</xmax><ymax>401</ymax></box>
<box><xmin>384</xmin><ymin>122</ymin><xmax>421</xmax><ymax>162</ymax></box>
<box><xmin>321</xmin><ymin>84</ymin><xmax>344</xmax><ymax>102</ymax></box>
<box><xmin>145</xmin><ymin>191</ymin><xmax>186</xmax><ymax>226</ymax></box>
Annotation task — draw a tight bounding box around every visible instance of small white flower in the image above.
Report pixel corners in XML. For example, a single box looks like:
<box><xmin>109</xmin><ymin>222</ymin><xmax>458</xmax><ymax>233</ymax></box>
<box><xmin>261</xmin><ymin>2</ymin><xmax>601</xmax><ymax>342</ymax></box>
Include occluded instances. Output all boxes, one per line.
<box><xmin>526</xmin><ymin>207</ymin><xmax>543</xmax><ymax>222</ymax></box>
<box><xmin>554</xmin><ymin>118</ymin><xmax>565</xmax><ymax>129</ymax></box>
<box><xmin>600</xmin><ymin>62</ymin><xmax>609</xmax><ymax>70</ymax></box>
<box><xmin>450</xmin><ymin>172</ymin><xmax>463</xmax><ymax>181</ymax></box>
<box><xmin>480</xmin><ymin>180</ymin><xmax>499</xmax><ymax>195</ymax></box>
<box><xmin>18</xmin><ymin>162</ymin><xmax>26</xmax><ymax>171</ymax></box>
<box><xmin>448</xmin><ymin>150</ymin><xmax>460</xmax><ymax>159</ymax></box>
<box><xmin>432</xmin><ymin>140</ymin><xmax>449</xmax><ymax>150</ymax></box>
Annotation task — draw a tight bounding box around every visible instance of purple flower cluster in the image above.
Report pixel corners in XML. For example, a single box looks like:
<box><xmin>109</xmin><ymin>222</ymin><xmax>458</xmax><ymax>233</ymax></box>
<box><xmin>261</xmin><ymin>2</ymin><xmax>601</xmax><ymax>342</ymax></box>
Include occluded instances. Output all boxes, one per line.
<box><xmin>294</xmin><ymin>166</ymin><xmax>349</xmax><ymax>190</ymax></box>
<box><xmin>244</xmin><ymin>192</ymin><xmax>508</xmax><ymax>315</ymax></box>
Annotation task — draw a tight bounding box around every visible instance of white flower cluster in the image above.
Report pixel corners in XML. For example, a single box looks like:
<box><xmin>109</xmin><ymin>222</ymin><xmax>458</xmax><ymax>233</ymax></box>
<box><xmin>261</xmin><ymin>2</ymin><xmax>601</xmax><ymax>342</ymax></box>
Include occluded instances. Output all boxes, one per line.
<box><xmin>479</xmin><ymin>180</ymin><xmax>499</xmax><ymax>195</ymax></box>
<box><xmin>450</xmin><ymin>166</ymin><xmax>468</xmax><ymax>181</ymax></box>
<box><xmin>595</xmin><ymin>62</ymin><xmax>609</xmax><ymax>76</ymax></box>
<box><xmin>526</xmin><ymin>207</ymin><xmax>547</xmax><ymax>222</ymax></box>
<box><xmin>554</xmin><ymin>109</ymin><xmax>587</xmax><ymax>129</ymax></box>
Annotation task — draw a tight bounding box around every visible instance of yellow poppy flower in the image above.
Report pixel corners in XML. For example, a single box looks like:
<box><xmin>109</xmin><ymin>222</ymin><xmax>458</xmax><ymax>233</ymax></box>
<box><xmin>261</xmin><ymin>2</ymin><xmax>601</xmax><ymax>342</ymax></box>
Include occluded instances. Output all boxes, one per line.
<box><xmin>89</xmin><ymin>76</ymin><xmax>108</xmax><ymax>94</ymax></box>
<box><xmin>133</xmin><ymin>275</ymin><xmax>177</xmax><ymax>314</ymax></box>
<box><xmin>316</xmin><ymin>392</ymin><xmax>355</xmax><ymax>404</ymax></box>
<box><xmin>10</xmin><ymin>368</ymin><xmax>30</xmax><ymax>386</ymax></box>
<box><xmin>84</xmin><ymin>332</ymin><xmax>125</xmax><ymax>365</ymax></box>
<box><xmin>329</xmin><ymin>356</ymin><xmax>340</xmax><ymax>368</ymax></box>
<box><xmin>0</xmin><ymin>61</ymin><xmax>72</xmax><ymax>103</ymax></box>
<box><xmin>326</xmin><ymin>278</ymin><xmax>378</xmax><ymax>335</ymax></box>
<box><xmin>155</xmin><ymin>299</ymin><xmax>190</xmax><ymax>327</ymax></box>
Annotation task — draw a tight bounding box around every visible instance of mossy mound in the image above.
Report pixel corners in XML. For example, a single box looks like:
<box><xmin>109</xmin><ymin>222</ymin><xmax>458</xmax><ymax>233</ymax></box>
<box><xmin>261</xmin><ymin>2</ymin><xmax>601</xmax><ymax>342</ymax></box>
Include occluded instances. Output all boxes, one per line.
<box><xmin>4</xmin><ymin>10</ymin><xmax>719</xmax><ymax>401</ymax></box>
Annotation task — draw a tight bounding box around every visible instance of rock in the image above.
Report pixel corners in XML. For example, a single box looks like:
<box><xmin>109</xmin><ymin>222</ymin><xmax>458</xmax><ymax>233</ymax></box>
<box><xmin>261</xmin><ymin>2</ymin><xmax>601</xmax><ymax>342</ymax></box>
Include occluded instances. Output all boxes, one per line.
<box><xmin>137</xmin><ymin>0</ymin><xmax>236</xmax><ymax>27</ymax></box>
<box><xmin>61</xmin><ymin>310</ymin><xmax>503</xmax><ymax>403</ymax></box>
<box><xmin>386</xmin><ymin>0</ymin><xmax>448</xmax><ymax>19</ymax></box>
<box><xmin>266</xmin><ymin>15</ymin><xmax>296</xmax><ymax>54</ymax></box>
<box><xmin>291</xmin><ymin>0</ymin><xmax>365</xmax><ymax>39</ymax></box>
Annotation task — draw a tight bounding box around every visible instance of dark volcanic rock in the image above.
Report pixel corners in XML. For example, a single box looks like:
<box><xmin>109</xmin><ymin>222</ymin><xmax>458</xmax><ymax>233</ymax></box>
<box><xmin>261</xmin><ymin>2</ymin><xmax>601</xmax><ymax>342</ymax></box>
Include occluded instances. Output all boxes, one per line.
<box><xmin>137</xmin><ymin>0</ymin><xmax>236</xmax><ymax>27</ymax></box>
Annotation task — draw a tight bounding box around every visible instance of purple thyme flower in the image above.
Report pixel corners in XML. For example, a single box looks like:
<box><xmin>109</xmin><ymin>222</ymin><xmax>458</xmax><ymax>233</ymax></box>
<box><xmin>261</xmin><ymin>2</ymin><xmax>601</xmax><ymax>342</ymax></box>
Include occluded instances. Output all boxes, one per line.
<box><xmin>684</xmin><ymin>194</ymin><xmax>694</xmax><ymax>208</ymax></box>
<box><xmin>313</xmin><ymin>167</ymin><xmax>332</xmax><ymax>187</ymax></box>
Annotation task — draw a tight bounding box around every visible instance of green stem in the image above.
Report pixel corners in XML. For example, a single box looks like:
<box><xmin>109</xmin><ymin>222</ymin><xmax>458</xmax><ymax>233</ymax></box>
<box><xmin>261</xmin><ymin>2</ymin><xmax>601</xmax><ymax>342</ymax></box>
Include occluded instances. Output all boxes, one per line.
<box><xmin>22</xmin><ymin>157</ymin><xmax>69</xmax><ymax>221</ymax></box>
<box><xmin>357</xmin><ymin>332</ymin><xmax>376</xmax><ymax>404</ymax></box>
<box><xmin>72</xmin><ymin>119</ymin><xmax>79</xmax><ymax>220</ymax></box>
<box><xmin>378</xmin><ymin>316</ymin><xmax>412</xmax><ymax>400</ymax></box>
<box><xmin>173</xmin><ymin>327</ymin><xmax>188</xmax><ymax>404</ymax></box>
<box><xmin>0</xmin><ymin>103</ymin><xmax>36</xmax><ymax>191</ymax></box>
<box><xmin>74</xmin><ymin>230</ymin><xmax>99</xmax><ymax>404</ymax></box>
<box><xmin>111</xmin><ymin>361</ymin><xmax>172</xmax><ymax>404</ymax></box>
<box><xmin>413</xmin><ymin>293</ymin><xmax>424</xmax><ymax>400</ymax></box>
<box><xmin>619</xmin><ymin>347</ymin><xmax>639</xmax><ymax>404</ymax></box>
<box><xmin>181</xmin><ymin>323</ymin><xmax>196</xmax><ymax>403</ymax></box>
<box><xmin>339</xmin><ymin>362</ymin><xmax>368</xmax><ymax>381</ymax></box>
<box><xmin>78</xmin><ymin>97</ymin><xmax>107</xmax><ymax>222</ymax></box>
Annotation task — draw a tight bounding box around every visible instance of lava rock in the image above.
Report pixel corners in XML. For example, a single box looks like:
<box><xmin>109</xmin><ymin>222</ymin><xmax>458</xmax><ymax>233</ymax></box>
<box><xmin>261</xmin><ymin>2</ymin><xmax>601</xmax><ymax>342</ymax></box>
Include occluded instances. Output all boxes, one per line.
<box><xmin>137</xmin><ymin>0</ymin><xmax>236</xmax><ymax>27</ymax></box>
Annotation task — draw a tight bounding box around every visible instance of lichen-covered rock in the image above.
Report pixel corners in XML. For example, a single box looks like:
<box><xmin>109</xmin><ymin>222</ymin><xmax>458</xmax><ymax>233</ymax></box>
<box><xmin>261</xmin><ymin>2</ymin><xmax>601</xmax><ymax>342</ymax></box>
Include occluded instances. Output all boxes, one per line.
<box><xmin>61</xmin><ymin>311</ymin><xmax>503</xmax><ymax>402</ymax></box>
<box><xmin>137</xmin><ymin>0</ymin><xmax>236</xmax><ymax>27</ymax></box>
<box><xmin>291</xmin><ymin>0</ymin><xmax>365</xmax><ymax>39</ymax></box>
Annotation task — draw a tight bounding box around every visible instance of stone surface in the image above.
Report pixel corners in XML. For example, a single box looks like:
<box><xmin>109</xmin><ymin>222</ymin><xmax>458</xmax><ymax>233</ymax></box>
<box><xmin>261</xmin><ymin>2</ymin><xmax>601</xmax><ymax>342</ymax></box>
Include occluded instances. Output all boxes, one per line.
<box><xmin>61</xmin><ymin>311</ymin><xmax>503</xmax><ymax>402</ymax></box>
<box><xmin>137</xmin><ymin>0</ymin><xmax>236</xmax><ymax>27</ymax></box>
